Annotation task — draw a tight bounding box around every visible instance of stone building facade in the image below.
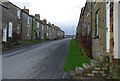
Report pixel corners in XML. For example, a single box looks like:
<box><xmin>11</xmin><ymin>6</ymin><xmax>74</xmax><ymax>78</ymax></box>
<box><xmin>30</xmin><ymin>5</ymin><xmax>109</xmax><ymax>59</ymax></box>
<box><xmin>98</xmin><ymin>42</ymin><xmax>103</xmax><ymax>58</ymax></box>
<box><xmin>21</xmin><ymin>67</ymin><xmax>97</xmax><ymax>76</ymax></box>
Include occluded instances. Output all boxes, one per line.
<box><xmin>2</xmin><ymin>2</ymin><xmax>22</xmax><ymax>42</ymax></box>
<box><xmin>21</xmin><ymin>10</ymin><xmax>33</xmax><ymax>40</ymax></box>
<box><xmin>82</xmin><ymin>2</ymin><xmax>91</xmax><ymax>37</ymax></box>
<box><xmin>91</xmin><ymin>1</ymin><xmax>107</xmax><ymax>60</ymax></box>
<box><xmin>1</xmin><ymin>1</ymin><xmax>65</xmax><ymax>43</ymax></box>
<box><xmin>76</xmin><ymin>0</ymin><xmax>120</xmax><ymax>79</ymax></box>
<box><xmin>76</xmin><ymin>7</ymin><xmax>84</xmax><ymax>38</ymax></box>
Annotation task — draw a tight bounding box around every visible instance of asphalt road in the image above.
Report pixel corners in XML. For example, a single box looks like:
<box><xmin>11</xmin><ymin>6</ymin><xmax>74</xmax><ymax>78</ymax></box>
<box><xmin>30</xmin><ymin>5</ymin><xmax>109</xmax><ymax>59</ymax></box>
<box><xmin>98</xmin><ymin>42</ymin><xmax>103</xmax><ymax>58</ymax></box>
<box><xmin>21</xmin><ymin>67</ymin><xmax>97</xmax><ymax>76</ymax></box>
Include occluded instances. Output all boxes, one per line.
<box><xmin>2</xmin><ymin>38</ymin><xmax>71</xmax><ymax>79</ymax></box>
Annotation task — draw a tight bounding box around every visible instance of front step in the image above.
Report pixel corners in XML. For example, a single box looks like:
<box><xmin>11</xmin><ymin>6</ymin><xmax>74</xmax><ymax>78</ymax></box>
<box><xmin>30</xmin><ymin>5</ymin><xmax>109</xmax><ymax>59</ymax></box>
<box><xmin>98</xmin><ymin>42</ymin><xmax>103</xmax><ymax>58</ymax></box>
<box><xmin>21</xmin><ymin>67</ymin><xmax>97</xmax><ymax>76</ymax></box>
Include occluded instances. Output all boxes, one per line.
<box><xmin>75</xmin><ymin>67</ymin><xmax>84</xmax><ymax>76</ymax></box>
<box><xmin>83</xmin><ymin>63</ymin><xmax>94</xmax><ymax>70</ymax></box>
<box><xmin>90</xmin><ymin>59</ymin><xmax>101</xmax><ymax>68</ymax></box>
<box><xmin>87</xmin><ymin>73</ymin><xmax>95</xmax><ymax>77</ymax></box>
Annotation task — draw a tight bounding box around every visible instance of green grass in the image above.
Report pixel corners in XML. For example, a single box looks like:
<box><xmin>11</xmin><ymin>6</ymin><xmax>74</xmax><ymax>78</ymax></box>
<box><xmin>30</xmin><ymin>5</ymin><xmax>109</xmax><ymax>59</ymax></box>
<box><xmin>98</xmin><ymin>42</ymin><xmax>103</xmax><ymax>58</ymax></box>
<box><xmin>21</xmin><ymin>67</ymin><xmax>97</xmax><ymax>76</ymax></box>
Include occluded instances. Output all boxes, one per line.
<box><xmin>64</xmin><ymin>39</ymin><xmax>90</xmax><ymax>71</ymax></box>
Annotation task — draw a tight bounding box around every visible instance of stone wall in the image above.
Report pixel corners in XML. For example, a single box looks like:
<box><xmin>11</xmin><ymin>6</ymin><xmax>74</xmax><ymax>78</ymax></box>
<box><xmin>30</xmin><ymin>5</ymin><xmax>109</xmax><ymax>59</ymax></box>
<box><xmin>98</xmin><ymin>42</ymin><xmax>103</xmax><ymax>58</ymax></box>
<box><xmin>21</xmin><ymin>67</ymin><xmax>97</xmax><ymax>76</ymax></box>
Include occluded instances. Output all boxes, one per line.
<box><xmin>2</xmin><ymin>2</ymin><xmax>22</xmax><ymax>40</ymax></box>
<box><xmin>22</xmin><ymin>12</ymin><xmax>32</xmax><ymax>40</ymax></box>
<box><xmin>92</xmin><ymin>2</ymin><xmax>107</xmax><ymax>61</ymax></box>
<box><xmin>0</xmin><ymin>5</ymin><xmax>2</xmax><ymax>43</ymax></box>
<box><xmin>82</xmin><ymin>2</ymin><xmax>91</xmax><ymax>36</ymax></box>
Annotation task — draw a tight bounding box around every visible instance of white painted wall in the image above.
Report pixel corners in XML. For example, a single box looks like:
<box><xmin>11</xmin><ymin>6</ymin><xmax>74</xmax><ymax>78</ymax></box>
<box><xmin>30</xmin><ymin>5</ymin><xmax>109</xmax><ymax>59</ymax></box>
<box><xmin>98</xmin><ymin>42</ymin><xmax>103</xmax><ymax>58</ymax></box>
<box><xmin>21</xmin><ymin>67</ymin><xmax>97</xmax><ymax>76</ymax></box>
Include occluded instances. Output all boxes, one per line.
<box><xmin>113</xmin><ymin>2</ymin><xmax>120</xmax><ymax>59</ymax></box>
<box><xmin>106</xmin><ymin>1</ymin><xmax>110</xmax><ymax>52</ymax></box>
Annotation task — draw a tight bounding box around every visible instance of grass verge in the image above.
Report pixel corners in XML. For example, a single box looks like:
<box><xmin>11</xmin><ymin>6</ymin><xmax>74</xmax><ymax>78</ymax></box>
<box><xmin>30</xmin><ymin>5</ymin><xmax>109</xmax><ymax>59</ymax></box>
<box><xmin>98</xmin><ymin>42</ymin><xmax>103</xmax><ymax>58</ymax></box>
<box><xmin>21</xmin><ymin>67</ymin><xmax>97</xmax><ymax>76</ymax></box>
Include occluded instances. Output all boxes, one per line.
<box><xmin>2</xmin><ymin>40</ymin><xmax>44</xmax><ymax>51</ymax></box>
<box><xmin>64</xmin><ymin>39</ymin><xmax>90</xmax><ymax>71</ymax></box>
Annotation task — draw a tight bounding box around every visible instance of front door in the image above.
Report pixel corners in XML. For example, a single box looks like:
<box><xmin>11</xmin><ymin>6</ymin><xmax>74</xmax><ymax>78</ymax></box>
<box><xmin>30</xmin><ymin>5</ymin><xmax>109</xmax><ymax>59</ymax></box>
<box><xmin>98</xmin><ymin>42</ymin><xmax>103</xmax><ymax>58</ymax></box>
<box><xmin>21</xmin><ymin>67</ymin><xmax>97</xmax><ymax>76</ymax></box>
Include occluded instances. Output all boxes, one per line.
<box><xmin>3</xmin><ymin>27</ymin><xmax>7</xmax><ymax>42</ymax></box>
<box><xmin>44</xmin><ymin>33</ymin><xmax>46</xmax><ymax>40</ymax></box>
<box><xmin>106</xmin><ymin>1</ymin><xmax>110</xmax><ymax>52</ymax></box>
<box><xmin>33</xmin><ymin>30</ymin><xmax>36</xmax><ymax>40</ymax></box>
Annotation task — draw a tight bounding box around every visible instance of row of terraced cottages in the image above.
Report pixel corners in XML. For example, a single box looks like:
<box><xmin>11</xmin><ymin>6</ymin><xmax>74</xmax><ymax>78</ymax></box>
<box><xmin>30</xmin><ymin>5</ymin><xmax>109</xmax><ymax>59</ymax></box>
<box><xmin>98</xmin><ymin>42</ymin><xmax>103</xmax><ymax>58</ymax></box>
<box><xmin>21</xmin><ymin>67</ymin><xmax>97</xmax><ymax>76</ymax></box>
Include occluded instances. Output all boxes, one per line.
<box><xmin>76</xmin><ymin>0</ymin><xmax>120</xmax><ymax>79</ymax></box>
<box><xmin>0</xmin><ymin>1</ymin><xmax>65</xmax><ymax>43</ymax></box>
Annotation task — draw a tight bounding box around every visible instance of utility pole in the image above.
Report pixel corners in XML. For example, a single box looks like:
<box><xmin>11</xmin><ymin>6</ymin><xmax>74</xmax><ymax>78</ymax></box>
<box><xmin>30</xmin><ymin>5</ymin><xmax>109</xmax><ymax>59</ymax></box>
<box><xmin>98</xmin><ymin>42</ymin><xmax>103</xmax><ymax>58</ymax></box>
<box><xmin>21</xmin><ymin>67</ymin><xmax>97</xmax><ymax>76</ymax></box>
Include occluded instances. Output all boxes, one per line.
<box><xmin>73</xmin><ymin>26</ymin><xmax>74</xmax><ymax>38</ymax></box>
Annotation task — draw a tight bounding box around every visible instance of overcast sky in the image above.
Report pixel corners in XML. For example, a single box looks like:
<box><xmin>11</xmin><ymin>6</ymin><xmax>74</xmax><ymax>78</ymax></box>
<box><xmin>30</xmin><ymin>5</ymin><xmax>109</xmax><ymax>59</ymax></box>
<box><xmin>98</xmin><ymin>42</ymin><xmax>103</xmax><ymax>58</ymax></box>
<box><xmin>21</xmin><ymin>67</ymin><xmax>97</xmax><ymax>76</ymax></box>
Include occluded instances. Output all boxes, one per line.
<box><xmin>9</xmin><ymin>0</ymin><xmax>86</xmax><ymax>35</ymax></box>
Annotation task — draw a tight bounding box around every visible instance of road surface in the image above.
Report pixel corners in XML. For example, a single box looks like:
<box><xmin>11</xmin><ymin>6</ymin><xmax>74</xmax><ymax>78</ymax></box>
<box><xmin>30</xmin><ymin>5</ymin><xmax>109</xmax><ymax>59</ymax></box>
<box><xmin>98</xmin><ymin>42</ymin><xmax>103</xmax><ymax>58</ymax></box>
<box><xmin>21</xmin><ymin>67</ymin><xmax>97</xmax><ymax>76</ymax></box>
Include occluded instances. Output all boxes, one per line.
<box><xmin>2</xmin><ymin>38</ymin><xmax>71</xmax><ymax>79</ymax></box>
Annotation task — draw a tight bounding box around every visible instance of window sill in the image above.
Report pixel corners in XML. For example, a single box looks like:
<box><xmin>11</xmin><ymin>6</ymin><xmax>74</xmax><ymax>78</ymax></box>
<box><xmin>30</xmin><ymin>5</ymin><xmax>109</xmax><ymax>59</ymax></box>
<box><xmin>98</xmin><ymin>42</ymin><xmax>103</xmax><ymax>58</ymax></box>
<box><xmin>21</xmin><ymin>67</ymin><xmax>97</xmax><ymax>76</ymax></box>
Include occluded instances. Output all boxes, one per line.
<box><xmin>94</xmin><ymin>35</ymin><xmax>99</xmax><ymax>39</ymax></box>
<box><xmin>17</xmin><ymin>18</ymin><xmax>21</xmax><ymax>20</ymax></box>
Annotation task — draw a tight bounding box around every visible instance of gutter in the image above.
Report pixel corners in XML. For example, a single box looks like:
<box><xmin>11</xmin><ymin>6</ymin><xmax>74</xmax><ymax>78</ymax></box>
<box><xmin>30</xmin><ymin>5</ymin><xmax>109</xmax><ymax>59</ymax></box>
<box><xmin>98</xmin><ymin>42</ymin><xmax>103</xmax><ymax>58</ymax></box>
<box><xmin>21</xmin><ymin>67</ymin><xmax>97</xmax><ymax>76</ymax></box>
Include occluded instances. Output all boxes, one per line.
<box><xmin>0</xmin><ymin>3</ymin><xmax>9</xmax><ymax>9</ymax></box>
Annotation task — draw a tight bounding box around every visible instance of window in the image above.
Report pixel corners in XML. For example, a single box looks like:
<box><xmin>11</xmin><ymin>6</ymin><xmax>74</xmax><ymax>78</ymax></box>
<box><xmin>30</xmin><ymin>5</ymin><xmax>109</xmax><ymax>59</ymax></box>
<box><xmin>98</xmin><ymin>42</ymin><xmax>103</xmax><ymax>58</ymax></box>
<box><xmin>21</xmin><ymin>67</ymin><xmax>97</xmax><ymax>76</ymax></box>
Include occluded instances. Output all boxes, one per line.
<box><xmin>94</xmin><ymin>0</ymin><xmax>97</xmax><ymax>3</ymax></box>
<box><xmin>42</xmin><ymin>25</ymin><xmax>44</xmax><ymax>30</ymax></box>
<box><xmin>37</xmin><ymin>30</ymin><xmax>39</xmax><ymax>37</ymax></box>
<box><xmin>3</xmin><ymin>27</ymin><xmax>7</xmax><ymax>42</ymax></box>
<box><xmin>47</xmin><ymin>26</ymin><xmax>48</xmax><ymax>30</ymax></box>
<box><xmin>27</xmin><ymin>27</ymin><xmax>30</xmax><ymax>36</ymax></box>
<box><xmin>87</xmin><ymin>13</ymin><xmax>89</xmax><ymax>17</ymax></box>
<box><xmin>42</xmin><ymin>33</ymin><xmax>43</xmax><ymax>39</ymax></box>
<box><xmin>106</xmin><ymin>0</ymin><xmax>110</xmax><ymax>4</ymax></box>
<box><xmin>88</xmin><ymin>24</ymin><xmax>90</xmax><ymax>35</ymax></box>
<box><xmin>47</xmin><ymin>33</ymin><xmax>48</xmax><ymax>36</ymax></box>
<box><xmin>17</xmin><ymin>9</ymin><xmax>21</xmax><ymax>19</ymax></box>
<box><xmin>95</xmin><ymin>11</ymin><xmax>99</xmax><ymax>38</ymax></box>
<box><xmin>17</xmin><ymin>23</ymin><xmax>20</xmax><ymax>34</ymax></box>
<box><xmin>9</xmin><ymin>22</ymin><xmax>12</xmax><ymax>37</ymax></box>
<box><xmin>28</xmin><ymin>16</ymin><xmax>29</xmax><ymax>24</ymax></box>
<box><xmin>37</xmin><ymin>22</ymin><xmax>39</xmax><ymax>28</ymax></box>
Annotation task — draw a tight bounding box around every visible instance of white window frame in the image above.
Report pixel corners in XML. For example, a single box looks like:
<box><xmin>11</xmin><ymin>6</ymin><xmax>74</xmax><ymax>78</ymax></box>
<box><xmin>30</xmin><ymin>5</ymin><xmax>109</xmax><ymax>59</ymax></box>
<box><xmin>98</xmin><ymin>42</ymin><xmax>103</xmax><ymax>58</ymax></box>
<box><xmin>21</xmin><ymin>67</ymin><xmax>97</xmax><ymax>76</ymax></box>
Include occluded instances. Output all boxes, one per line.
<box><xmin>37</xmin><ymin>22</ymin><xmax>39</xmax><ymax>28</ymax></box>
<box><xmin>28</xmin><ymin>16</ymin><xmax>29</xmax><ymax>25</ymax></box>
<box><xmin>42</xmin><ymin>25</ymin><xmax>44</xmax><ymax>30</ymax></box>
<box><xmin>17</xmin><ymin>23</ymin><xmax>20</xmax><ymax>34</ymax></box>
<box><xmin>95</xmin><ymin>11</ymin><xmax>99</xmax><ymax>36</ymax></box>
<box><xmin>47</xmin><ymin>26</ymin><xmax>48</xmax><ymax>30</ymax></box>
<box><xmin>3</xmin><ymin>27</ymin><xmax>7</xmax><ymax>42</ymax></box>
<box><xmin>42</xmin><ymin>33</ymin><xmax>43</xmax><ymax>39</ymax></box>
<box><xmin>27</xmin><ymin>27</ymin><xmax>30</xmax><ymax>36</ymax></box>
<box><xmin>47</xmin><ymin>33</ymin><xmax>48</xmax><ymax>36</ymax></box>
<box><xmin>17</xmin><ymin>9</ymin><xmax>21</xmax><ymax>19</ymax></box>
<box><xmin>37</xmin><ymin>29</ymin><xmax>39</xmax><ymax>37</ymax></box>
<box><xmin>9</xmin><ymin>22</ymin><xmax>13</xmax><ymax>37</ymax></box>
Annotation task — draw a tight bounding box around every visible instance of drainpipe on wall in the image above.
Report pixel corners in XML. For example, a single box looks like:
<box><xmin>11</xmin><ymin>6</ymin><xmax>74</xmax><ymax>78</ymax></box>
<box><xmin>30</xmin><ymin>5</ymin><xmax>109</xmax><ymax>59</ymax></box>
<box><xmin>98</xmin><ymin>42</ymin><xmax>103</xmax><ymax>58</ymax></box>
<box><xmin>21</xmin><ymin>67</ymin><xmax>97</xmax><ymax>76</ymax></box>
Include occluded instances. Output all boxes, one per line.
<box><xmin>90</xmin><ymin>1</ymin><xmax>93</xmax><ymax>59</ymax></box>
<box><xmin>21</xmin><ymin>10</ymin><xmax>22</xmax><ymax>40</ymax></box>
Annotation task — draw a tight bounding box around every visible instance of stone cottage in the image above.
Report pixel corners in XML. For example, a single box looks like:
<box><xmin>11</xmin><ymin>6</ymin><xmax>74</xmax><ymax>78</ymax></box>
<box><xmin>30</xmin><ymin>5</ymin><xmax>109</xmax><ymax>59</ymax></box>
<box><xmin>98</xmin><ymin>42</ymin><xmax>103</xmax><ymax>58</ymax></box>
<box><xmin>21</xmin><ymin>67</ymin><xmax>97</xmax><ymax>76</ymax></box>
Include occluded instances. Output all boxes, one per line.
<box><xmin>82</xmin><ymin>1</ymin><xmax>91</xmax><ymax>37</ymax></box>
<box><xmin>2</xmin><ymin>1</ymin><xmax>22</xmax><ymax>42</ymax></box>
<box><xmin>91</xmin><ymin>0</ymin><xmax>120</xmax><ymax>79</ymax></box>
<box><xmin>42</xmin><ymin>19</ymin><xmax>47</xmax><ymax>40</ymax></box>
<box><xmin>34</xmin><ymin>14</ymin><xmax>42</xmax><ymax>40</ymax></box>
<box><xmin>76</xmin><ymin>0</ymin><xmax>120</xmax><ymax>79</ymax></box>
<box><xmin>21</xmin><ymin>7</ymin><xmax>32</xmax><ymax>40</ymax></box>
<box><xmin>1</xmin><ymin>0</ymin><xmax>65</xmax><ymax>42</ymax></box>
<box><xmin>91</xmin><ymin>1</ymin><xmax>107</xmax><ymax>61</ymax></box>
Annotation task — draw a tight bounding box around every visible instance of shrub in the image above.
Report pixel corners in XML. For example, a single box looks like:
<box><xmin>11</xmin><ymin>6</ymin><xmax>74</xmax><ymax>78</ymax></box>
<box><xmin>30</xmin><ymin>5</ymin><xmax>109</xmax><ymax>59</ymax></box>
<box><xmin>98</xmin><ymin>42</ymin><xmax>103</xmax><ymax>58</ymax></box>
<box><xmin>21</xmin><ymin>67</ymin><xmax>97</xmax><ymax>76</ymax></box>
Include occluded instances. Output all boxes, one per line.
<box><xmin>78</xmin><ymin>34</ymin><xmax>92</xmax><ymax>58</ymax></box>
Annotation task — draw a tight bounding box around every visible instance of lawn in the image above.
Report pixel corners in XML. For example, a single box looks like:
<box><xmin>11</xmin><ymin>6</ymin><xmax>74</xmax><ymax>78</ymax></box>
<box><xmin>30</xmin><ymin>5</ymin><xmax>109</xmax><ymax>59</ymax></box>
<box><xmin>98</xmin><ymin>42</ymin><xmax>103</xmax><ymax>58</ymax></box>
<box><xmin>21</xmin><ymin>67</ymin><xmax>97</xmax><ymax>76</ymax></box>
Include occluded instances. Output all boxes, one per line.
<box><xmin>64</xmin><ymin>39</ymin><xmax>90</xmax><ymax>71</ymax></box>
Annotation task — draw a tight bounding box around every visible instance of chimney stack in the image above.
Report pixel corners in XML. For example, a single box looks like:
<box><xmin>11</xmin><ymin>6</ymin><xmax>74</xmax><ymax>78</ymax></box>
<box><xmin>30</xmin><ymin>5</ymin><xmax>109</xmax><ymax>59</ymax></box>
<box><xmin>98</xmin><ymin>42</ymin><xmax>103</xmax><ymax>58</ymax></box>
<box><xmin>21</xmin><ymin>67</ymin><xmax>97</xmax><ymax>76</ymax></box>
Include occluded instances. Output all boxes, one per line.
<box><xmin>43</xmin><ymin>19</ymin><xmax>47</xmax><ymax>24</ymax></box>
<box><xmin>35</xmin><ymin>14</ymin><xmax>40</xmax><ymax>20</ymax></box>
<box><xmin>24</xmin><ymin>6</ymin><xmax>26</xmax><ymax>9</ymax></box>
<box><xmin>22</xmin><ymin>6</ymin><xmax>29</xmax><ymax>14</ymax></box>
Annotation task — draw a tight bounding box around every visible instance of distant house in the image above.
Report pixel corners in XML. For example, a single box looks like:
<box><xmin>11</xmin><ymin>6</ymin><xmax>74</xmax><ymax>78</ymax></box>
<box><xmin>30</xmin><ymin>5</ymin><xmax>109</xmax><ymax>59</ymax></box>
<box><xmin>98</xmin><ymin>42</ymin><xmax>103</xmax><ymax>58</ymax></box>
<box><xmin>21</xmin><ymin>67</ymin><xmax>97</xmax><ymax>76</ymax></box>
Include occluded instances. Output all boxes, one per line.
<box><xmin>34</xmin><ymin>14</ymin><xmax>42</xmax><ymax>40</ymax></box>
<box><xmin>42</xmin><ymin>19</ymin><xmax>47</xmax><ymax>40</ymax></box>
